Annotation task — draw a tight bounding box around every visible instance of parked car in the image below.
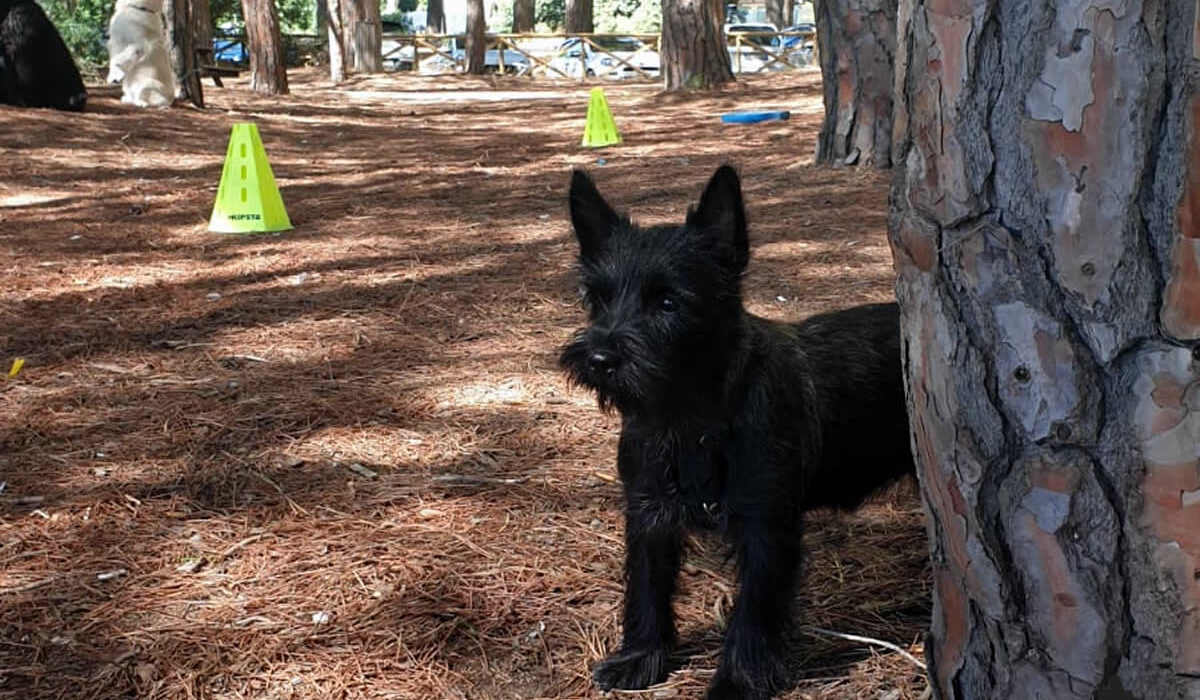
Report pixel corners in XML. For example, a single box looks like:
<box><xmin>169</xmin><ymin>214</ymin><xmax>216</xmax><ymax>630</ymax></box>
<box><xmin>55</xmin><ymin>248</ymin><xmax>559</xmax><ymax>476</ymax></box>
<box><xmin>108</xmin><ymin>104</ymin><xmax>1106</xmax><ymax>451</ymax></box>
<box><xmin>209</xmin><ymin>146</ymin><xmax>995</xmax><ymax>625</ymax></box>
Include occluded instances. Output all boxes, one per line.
<box><xmin>386</xmin><ymin>37</ymin><xmax>531</xmax><ymax>74</ymax></box>
<box><xmin>213</xmin><ymin>36</ymin><xmax>248</xmax><ymax>65</ymax></box>
<box><xmin>725</xmin><ymin>22</ymin><xmax>777</xmax><ymax>73</ymax></box>
<box><xmin>776</xmin><ymin>22</ymin><xmax>816</xmax><ymax>48</ymax></box>
<box><xmin>725</xmin><ymin>22</ymin><xmax>778</xmax><ymax>47</ymax></box>
<box><xmin>381</xmin><ymin>20</ymin><xmax>409</xmax><ymax>70</ymax></box>
<box><xmin>547</xmin><ymin>36</ymin><xmax>660</xmax><ymax>80</ymax></box>
<box><xmin>775</xmin><ymin>24</ymin><xmax>816</xmax><ymax>65</ymax></box>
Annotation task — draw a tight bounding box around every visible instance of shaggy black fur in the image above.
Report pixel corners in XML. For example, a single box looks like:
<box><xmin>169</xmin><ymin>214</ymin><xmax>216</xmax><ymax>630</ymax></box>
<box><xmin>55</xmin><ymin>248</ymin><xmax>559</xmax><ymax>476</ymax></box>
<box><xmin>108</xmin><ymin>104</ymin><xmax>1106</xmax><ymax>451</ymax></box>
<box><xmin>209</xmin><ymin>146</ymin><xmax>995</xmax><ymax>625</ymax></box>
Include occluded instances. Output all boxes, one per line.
<box><xmin>559</xmin><ymin>166</ymin><xmax>915</xmax><ymax>699</ymax></box>
<box><xmin>0</xmin><ymin>0</ymin><xmax>87</xmax><ymax>111</ymax></box>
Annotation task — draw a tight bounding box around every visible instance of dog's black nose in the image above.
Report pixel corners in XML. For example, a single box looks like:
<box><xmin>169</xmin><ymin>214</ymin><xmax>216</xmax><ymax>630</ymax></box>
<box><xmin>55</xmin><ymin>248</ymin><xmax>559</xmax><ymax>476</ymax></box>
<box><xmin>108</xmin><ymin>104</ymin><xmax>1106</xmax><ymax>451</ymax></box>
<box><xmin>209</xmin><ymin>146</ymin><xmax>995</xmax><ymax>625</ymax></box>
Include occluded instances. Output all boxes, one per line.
<box><xmin>588</xmin><ymin>351</ymin><xmax>619</xmax><ymax>375</ymax></box>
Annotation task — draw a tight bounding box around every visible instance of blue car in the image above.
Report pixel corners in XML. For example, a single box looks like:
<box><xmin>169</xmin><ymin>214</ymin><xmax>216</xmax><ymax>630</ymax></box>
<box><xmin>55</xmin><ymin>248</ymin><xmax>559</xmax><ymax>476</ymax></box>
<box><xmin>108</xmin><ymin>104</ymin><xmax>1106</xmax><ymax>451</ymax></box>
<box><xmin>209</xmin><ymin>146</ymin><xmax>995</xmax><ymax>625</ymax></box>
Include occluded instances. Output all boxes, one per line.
<box><xmin>213</xmin><ymin>37</ymin><xmax>248</xmax><ymax>64</ymax></box>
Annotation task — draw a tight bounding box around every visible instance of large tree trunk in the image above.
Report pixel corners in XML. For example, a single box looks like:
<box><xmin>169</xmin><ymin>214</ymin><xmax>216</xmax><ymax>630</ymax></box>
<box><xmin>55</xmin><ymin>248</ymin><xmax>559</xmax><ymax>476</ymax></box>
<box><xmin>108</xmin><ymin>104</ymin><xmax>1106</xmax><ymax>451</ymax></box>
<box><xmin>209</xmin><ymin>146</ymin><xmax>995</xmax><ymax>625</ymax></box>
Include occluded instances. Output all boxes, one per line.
<box><xmin>327</xmin><ymin>0</ymin><xmax>346</xmax><ymax>81</ymax></box>
<box><xmin>315</xmin><ymin>0</ymin><xmax>328</xmax><ymax>39</ymax></box>
<box><xmin>813</xmin><ymin>0</ymin><xmax>895</xmax><ymax>167</ymax></box>
<box><xmin>660</xmin><ymin>0</ymin><xmax>734</xmax><ymax>90</ymax></box>
<box><xmin>344</xmin><ymin>0</ymin><xmax>382</xmax><ymax>73</ymax></box>
<box><xmin>512</xmin><ymin>0</ymin><xmax>535</xmax><ymax>32</ymax></box>
<box><xmin>565</xmin><ymin>0</ymin><xmax>592</xmax><ymax>33</ymax></box>
<box><xmin>191</xmin><ymin>0</ymin><xmax>212</xmax><ymax>61</ymax></box>
<box><xmin>891</xmin><ymin>0</ymin><xmax>1200</xmax><ymax>698</ymax></box>
<box><xmin>427</xmin><ymin>0</ymin><xmax>445</xmax><ymax>33</ymax></box>
<box><xmin>163</xmin><ymin>0</ymin><xmax>202</xmax><ymax>106</ymax></box>
<box><xmin>765</xmin><ymin>0</ymin><xmax>786</xmax><ymax>29</ymax></box>
<box><xmin>465</xmin><ymin>0</ymin><xmax>487</xmax><ymax>74</ymax></box>
<box><xmin>240</xmin><ymin>0</ymin><xmax>288</xmax><ymax>94</ymax></box>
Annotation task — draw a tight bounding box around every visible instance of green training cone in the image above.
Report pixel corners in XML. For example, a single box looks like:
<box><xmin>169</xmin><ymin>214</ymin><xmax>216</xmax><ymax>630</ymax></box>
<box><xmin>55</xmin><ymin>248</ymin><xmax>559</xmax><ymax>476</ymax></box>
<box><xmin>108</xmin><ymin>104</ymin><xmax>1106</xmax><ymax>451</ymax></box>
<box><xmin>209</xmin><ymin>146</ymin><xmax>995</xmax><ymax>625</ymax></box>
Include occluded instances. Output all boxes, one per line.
<box><xmin>209</xmin><ymin>123</ymin><xmax>293</xmax><ymax>234</ymax></box>
<box><xmin>581</xmin><ymin>87</ymin><xmax>621</xmax><ymax>148</ymax></box>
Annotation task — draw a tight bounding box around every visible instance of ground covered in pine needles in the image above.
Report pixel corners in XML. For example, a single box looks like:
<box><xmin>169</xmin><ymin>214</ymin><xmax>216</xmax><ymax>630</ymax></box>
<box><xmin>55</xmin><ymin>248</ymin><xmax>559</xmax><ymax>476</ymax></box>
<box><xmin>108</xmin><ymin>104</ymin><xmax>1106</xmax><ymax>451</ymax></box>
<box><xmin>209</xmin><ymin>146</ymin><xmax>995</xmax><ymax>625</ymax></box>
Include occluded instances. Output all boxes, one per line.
<box><xmin>0</xmin><ymin>68</ymin><xmax>929</xmax><ymax>699</ymax></box>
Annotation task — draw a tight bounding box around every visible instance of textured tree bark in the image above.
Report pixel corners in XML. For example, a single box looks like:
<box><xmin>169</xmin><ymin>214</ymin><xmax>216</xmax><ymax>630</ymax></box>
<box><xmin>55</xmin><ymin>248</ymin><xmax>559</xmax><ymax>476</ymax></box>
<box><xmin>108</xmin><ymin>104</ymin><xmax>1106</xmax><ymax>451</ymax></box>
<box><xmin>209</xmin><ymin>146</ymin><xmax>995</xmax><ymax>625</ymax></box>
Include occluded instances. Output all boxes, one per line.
<box><xmin>565</xmin><ymin>0</ymin><xmax>593</xmax><ymax>33</ymax></box>
<box><xmin>512</xmin><ymin>0</ymin><xmax>535</xmax><ymax>32</ymax></box>
<box><xmin>766</xmin><ymin>0</ymin><xmax>787</xmax><ymax>28</ymax></box>
<box><xmin>814</xmin><ymin>0</ymin><xmax>895</xmax><ymax>167</ymax></box>
<box><xmin>340</xmin><ymin>0</ymin><xmax>361</xmax><ymax>71</ymax></box>
<box><xmin>190</xmin><ymin>0</ymin><xmax>212</xmax><ymax>63</ymax></box>
<box><xmin>890</xmin><ymin>0</ymin><xmax>1200</xmax><ymax>698</ymax></box>
<box><xmin>348</xmin><ymin>0</ymin><xmax>382</xmax><ymax>73</ymax></box>
<box><xmin>240</xmin><ymin>0</ymin><xmax>289</xmax><ymax>94</ymax></box>
<box><xmin>327</xmin><ymin>0</ymin><xmax>346</xmax><ymax>81</ymax></box>
<box><xmin>660</xmin><ymin>0</ymin><xmax>734</xmax><ymax>90</ymax></box>
<box><xmin>315</xmin><ymin>0</ymin><xmax>328</xmax><ymax>38</ymax></box>
<box><xmin>164</xmin><ymin>0</ymin><xmax>203</xmax><ymax>106</ymax></box>
<box><xmin>465</xmin><ymin>0</ymin><xmax>487</xmax><ymax>74</ymax></box>
<box><xmin>427</xmin><ymin>0</ymin><xmax>446</xmax><ymax>33</ymax></box>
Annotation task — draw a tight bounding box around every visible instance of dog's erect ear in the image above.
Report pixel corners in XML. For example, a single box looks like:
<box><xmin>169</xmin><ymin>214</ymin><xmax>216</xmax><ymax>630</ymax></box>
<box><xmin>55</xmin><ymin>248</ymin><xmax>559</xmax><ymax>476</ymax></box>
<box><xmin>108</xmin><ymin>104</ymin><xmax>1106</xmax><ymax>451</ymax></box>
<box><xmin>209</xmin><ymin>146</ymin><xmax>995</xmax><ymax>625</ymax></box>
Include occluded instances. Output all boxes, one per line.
<box><xmin>569</xmin><ymin>170</ymin><xmax>620</xmax><ymax>259</ymax></box>
<box><xmin>688</xmin><ymin>165</ymin><xmax>749</xmax><ymax>272</ymax></box>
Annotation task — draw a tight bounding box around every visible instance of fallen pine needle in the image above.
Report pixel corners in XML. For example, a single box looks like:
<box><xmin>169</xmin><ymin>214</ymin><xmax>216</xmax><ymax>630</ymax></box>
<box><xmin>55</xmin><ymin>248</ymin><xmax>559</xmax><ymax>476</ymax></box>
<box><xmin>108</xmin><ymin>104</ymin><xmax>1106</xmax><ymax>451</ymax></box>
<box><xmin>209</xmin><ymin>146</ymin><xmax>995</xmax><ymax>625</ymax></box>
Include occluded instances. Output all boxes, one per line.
<box><xmin>800</xmin><ymin>625</ymin><xmax>926</xmax><ymax>671</ymax></box>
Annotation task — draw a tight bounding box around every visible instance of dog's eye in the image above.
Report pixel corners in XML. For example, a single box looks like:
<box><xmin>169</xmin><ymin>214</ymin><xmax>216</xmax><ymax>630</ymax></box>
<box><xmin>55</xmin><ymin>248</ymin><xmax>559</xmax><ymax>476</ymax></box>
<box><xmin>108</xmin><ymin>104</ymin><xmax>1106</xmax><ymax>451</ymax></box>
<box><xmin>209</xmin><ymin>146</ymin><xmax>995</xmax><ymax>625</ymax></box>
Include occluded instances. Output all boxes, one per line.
<box><xmin>659</xmin><ymin>295</ymin><xmax>678</xmax><ymax>313</ymax></box>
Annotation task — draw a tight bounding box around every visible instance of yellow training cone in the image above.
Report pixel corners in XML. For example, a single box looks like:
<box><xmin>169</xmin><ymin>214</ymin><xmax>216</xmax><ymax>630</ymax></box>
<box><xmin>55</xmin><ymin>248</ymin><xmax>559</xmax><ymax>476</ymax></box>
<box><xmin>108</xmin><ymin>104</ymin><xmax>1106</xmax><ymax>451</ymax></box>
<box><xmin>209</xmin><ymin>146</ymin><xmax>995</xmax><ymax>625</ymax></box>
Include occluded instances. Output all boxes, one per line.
<box><xmin>582</xmin><ymin>87</ymin><xmax>621</xmax><ymax>148</ymax></box>
<box><xmin>209</xmin><ymin>123</ymin><xmax>293</xmax><ymax>234</ymax></box>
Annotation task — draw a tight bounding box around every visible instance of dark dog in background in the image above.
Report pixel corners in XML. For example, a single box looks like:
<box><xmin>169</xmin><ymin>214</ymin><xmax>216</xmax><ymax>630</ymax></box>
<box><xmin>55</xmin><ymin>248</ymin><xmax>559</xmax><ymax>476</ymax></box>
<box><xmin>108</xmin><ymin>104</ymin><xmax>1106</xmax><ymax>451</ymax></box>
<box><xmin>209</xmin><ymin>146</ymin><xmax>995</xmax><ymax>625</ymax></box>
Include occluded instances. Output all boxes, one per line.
<box><xmin>0</xmin><ymin>0</ymin><xmax>87</xmax><ymax>112</ymax></box>
<box><xmin>560</xmin><ymin>166</ymin><xmax>915</xmax><ymax>699</ymax></box>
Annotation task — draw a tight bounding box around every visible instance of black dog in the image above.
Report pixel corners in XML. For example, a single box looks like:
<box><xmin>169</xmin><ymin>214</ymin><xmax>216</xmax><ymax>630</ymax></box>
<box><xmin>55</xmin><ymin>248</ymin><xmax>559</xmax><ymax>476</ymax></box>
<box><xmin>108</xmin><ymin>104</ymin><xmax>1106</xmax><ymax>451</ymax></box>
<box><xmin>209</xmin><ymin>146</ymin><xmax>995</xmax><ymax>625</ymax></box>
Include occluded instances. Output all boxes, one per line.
<box><xmin>560</xmin><ymin>166</ymin><xmax>915</xmax><ymax>699</ymax></box>
<box><xmin>0</xmin><ymin>0</ymin><xmax>87</xmax><ymax>112</ymax></box>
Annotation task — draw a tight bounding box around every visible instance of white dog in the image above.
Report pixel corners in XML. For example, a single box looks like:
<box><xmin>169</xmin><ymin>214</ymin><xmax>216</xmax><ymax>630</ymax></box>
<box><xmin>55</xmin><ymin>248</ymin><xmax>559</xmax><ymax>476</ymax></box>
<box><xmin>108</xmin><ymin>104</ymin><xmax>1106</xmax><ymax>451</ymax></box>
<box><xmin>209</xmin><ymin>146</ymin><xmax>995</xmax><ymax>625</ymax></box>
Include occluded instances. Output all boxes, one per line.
<box><xmin>106</xmin><ymin>0</ymin><xmax>177</xmax><ymax>108</ymax></box>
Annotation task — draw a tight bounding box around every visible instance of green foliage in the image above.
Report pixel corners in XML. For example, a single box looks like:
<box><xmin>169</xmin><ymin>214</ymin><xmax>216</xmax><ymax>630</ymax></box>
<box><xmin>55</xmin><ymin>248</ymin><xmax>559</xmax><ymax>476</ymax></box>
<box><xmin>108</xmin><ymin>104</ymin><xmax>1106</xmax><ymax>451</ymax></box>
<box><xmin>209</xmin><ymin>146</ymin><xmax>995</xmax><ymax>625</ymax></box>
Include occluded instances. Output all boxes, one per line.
<box><xmin>38</xmin><ymin>0</ymin><xmax>115</xmax><ymax>78</ymax></box>
<box><xmin>534</xmin><ymin>0</ymin><xmax>659</xmax><ymax>33</ymax></box>
<box><xmin>211</xmin><ymin>0</ymin><xmax>314</xmax><ymax>33</ymax></box>
<box><xmin>595</xmin><ymin>0</ymin><xmax>659</xmax><ymax>32</ymax></box>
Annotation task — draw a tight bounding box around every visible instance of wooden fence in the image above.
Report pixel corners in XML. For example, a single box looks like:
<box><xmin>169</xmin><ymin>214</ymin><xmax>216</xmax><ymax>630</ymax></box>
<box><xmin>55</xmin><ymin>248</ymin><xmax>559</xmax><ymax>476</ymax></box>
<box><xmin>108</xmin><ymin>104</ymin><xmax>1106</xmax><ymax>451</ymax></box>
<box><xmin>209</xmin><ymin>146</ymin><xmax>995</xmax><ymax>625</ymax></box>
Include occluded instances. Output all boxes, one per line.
<box><xmin>210</xmin><ymin>30</ymin><xmax>817</xmax><ymax>81</ymax></box>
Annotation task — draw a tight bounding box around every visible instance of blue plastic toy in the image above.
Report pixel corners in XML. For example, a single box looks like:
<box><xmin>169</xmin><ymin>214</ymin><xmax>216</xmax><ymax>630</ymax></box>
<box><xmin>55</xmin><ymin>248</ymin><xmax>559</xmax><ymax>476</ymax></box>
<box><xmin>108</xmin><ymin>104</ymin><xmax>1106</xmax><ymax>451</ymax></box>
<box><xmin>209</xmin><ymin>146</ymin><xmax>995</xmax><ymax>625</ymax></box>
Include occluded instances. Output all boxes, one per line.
<box><xmin>720</xmin><ymin>110</ymin><xmax>791</xmax><ymax>124</ymax></box>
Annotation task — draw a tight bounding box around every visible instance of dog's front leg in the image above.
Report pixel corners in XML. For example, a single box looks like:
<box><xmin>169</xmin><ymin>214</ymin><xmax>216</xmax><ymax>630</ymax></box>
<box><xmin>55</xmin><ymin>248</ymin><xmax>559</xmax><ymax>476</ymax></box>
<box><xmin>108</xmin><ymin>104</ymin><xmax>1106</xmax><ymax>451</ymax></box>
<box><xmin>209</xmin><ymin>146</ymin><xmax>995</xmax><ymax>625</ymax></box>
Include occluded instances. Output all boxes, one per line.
<box><xmin>708</xmin><ymin>517</ymin><xmax>798</xmax><ymax>700</ymax></box>
<box><xmin>593</xmin><ymin>499</ymin><xmax>682</xmax><ymax>691</ymax></box>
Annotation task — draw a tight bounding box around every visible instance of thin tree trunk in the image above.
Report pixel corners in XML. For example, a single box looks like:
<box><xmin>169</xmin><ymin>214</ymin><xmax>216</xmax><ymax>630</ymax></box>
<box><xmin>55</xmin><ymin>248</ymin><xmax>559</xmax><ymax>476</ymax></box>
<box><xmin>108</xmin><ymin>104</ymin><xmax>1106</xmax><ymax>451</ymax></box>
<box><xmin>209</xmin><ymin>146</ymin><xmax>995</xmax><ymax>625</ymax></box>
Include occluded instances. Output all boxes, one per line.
<box><xmin>427</xmin><ymin>0</ymin><xmax>445</xmax><ymax>33</ymax></box>
<box><xmin>327</xmin><ymin>0</ymin><xmax>346</xmax><ymax>81</ymax></box>
<box><xmin>813</xmin><ymin>0</ymin><xmax>895</xmax><ymax>167</ymax></box>
<box><xmin>465</xmin><ymin>0</ymin><xmax>486</xmax><ymax>74</ymax></box>
<box><xmin>565</xmin><ymin>0</ymin><xmax>592</xmax><ymax>33</ymax></box>
<box><xmin>660</xmin><ymin>0</ymin><xmax>734</xmax><ymax>90</ymax></box>
<box><xmin>783</xmin><ymin>0</ymin><xmax>794</xmax><ymax>25</ymax></box>
<box><xmin>891</xmin><ymin>0</ymin><xmax>1200</xmax><ymax>697</ymax></box>
<box><xmin>240</xmin><ymin>0</ymin><xmax>288</xmax><ymax>94</ymax></box>
<box><xmin>512</xmin><ymin>0</ymin><xmax>535</xmax><ymax>33</ymax></box>
<box><xmin>163</xmin><ymin>0</ymin><xmax>202</xmax><ymax>106</ymax></box>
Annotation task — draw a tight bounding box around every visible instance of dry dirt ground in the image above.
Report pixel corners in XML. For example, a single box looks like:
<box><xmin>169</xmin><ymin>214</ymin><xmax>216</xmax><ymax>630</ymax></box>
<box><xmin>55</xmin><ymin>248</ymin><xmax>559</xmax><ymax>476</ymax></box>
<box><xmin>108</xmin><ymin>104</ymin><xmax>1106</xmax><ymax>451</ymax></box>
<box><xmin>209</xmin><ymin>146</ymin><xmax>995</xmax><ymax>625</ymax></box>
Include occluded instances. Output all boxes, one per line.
<box><xmin>0</xmin><ymin>68</ymin><xmax>929</xmax><ymax>699</ymax></box>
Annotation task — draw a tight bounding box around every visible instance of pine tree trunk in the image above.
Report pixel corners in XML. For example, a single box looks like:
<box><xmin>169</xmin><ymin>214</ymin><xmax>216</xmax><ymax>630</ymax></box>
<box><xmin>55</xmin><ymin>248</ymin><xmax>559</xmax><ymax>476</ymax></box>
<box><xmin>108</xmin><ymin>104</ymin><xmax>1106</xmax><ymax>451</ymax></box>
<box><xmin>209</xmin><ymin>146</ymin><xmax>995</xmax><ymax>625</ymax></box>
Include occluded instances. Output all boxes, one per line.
<box><xmin>465</xmin><ymin>0</ymin><xmax>487</xmax><ymax>74</ymax></box>
<box><xmin>240</xmin><ymin>0</ymin><xmax>289</xmax><ymax>94</ymax></box>
<box><xmin>814</xmin><ymin>0</ymin><xmax>895</xmax><ymax>167</ymax></box>
<box><xmin>191</xmin><ymin>0</ymin><xmax>212</xmax><ymax>60</ymax></box>
<box><xmin>163</xmin><ymin>0</ymin><xmax>202</xmax><ymax>106</ymax></box>
<box><xmin>427</xmin><ymin>0</ymin><xmax>445</xmax><ymax>33</ymax></box>
<box><xmin>565</xmin><ymin>0</ymin><xmax>592</xmax><ymax>33</ymax></box>
<box><xmin>891</xmin><ymin>0</ymin><xmax>1200</xmax><ymax>697</ymax></box>
<box><xmin>660</xmin><ymin>0</ymin><xmax>734</xmax><ymax>90</ymax></box>
<box><xmin>512</xmin><ymin>0</ymin><xmax>535</xmax><ymax>32</ymax></box>
<box><xmin>327</xmin><ymin>0</ymin><xmax>346</xmax><ymax>81</ymax></box>
<box><xmin>340</xmin><ymin>0</ymin><xmax>361</xmax><ymax>71</ymax></box>
<box><xmin>315</xmin><ymin>0</ymin><xmax>328</xmax><ymax>39</ymax></box>
<box><xmin>765</xmin><ymin>0</ymin><xmax>786</xmax><ymax>29</ymax></box>
<box><xmin>349</xmin><ymin>0</ymin><xmax>382</xmax><ymax>72</ymax></box>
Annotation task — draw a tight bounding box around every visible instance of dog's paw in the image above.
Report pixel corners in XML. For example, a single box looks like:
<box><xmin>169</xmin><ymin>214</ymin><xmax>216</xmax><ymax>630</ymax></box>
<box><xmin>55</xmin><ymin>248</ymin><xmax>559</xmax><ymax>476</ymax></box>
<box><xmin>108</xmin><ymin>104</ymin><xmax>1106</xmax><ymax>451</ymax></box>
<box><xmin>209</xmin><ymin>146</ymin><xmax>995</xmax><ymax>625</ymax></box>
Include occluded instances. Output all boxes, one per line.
<box><xmin>592</xmin><ymin>647</ymin><xmax>670</xmax><ymax>690</ymax></box>
<box><xmin>705</xmin><ymin>674</ymin><xmax>772</xmax><ymax>700</ymax></box>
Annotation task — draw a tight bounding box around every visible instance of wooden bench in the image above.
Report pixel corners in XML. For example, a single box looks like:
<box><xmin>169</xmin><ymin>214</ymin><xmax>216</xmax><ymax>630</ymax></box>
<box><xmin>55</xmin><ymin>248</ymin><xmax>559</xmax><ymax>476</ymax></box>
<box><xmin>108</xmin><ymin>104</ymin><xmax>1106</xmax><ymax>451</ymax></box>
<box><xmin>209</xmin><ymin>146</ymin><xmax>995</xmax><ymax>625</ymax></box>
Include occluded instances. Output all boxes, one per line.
<box><xmin>195</xmin><ymin>47</ymin><xmax>241</xmax><ymax>87</ymax></box>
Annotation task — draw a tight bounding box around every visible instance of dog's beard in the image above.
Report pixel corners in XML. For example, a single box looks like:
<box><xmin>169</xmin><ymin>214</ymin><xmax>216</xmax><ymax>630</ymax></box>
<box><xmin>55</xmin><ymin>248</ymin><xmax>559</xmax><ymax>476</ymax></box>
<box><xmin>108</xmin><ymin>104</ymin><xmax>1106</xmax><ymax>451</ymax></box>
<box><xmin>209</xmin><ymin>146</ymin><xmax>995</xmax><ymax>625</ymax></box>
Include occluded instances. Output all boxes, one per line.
<box><xmin>558</xmin><ymin>330</ymin><xmax>669</xmax><ymax>415</ymax></box>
